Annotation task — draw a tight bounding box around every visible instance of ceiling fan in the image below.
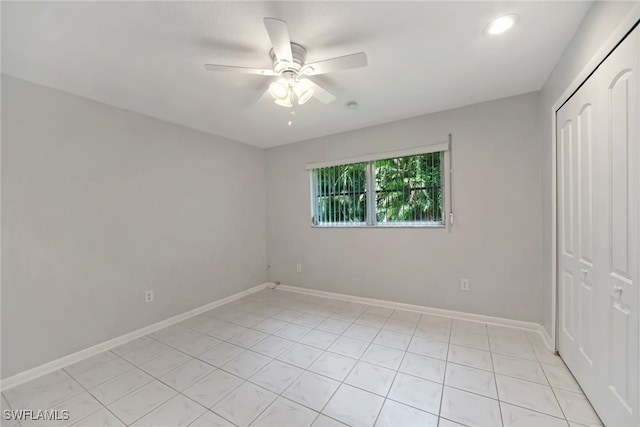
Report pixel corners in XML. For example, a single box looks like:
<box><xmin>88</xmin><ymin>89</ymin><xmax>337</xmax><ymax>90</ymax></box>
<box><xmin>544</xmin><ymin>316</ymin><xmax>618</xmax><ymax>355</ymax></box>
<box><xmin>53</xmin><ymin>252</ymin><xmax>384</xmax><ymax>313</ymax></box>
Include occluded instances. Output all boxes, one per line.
<box><xmin>204</xmin><ymin>18</ymin><xmax>368</xmax><ymax>108</ymax></box>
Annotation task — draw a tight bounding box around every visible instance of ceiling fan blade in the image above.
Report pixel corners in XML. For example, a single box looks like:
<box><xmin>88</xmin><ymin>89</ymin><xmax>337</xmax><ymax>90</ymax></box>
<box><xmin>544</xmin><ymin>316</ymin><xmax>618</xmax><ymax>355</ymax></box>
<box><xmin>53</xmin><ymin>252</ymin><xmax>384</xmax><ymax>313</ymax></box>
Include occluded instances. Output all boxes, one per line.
<box><xmin>204</xmin><ymin>64</ymin><xmax>275</xmax><ymax>76</ymax></box>
<box><xmin>263</xmin><ymin>18</ymin><xmax>293</xmax><ymax>64</ymax></box>
<box><xmin>301</xmin><ymin>52</ymin><xmax>368</xmax><ymax>76</ymax></box>
<box><xmin>307</xmin><ymin>80</ymin><xmax>336</xmax><ymax>104</ymax></box>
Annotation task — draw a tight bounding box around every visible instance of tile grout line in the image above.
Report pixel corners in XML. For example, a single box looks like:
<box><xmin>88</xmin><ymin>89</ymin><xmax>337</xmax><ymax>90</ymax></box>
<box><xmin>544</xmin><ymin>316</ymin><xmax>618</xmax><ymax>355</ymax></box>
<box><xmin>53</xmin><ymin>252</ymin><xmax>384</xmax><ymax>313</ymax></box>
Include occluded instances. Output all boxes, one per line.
<box><xmin>542</xmin><ymin>372</ymin><xmax>571</xmax><ymax>426</ymax></box>
<box><xmin>92</xmin><ymin>355</ymin><xmax>197</xmax><ymax>426</ymax></box>
<box><xmin>131</xmin><ymin>296</ymin><xmax>574</xmax><ymax>425</ymax></box>
<box><xmin>202</xmin><ymin>291</ymin><xmax>365</xmax><ymax>426</ymax></box>
<box><xmin>369</xmin><ymin>311</ymin><xmax>417</xmax><ymax>427</ymax></box>
<box><xmin>95</xmin><ymin>346</ymin><xmax>183</xmax><ymax>425</ymax></box>
<box><xmin>11</xmin><ymin>289</ymin><xmax>597</xmax><ymax>427</ymax></box>
<box><xmin>177</xmin><ymin>293</ymin><xmax>315</xmax><ymax>426</ymax></box>
<box><xmin>242</xmin><ymin>292</ymin><xmax>379</xmax><ymax>426</ymax></box>
<box><xmin>9</xmin><ymin>293</ymin><xmax>372</xmax><ymax>426</ymax></box>
<box><xmin>256</xmin><ymin>290</ymin><xmax>600</xmax><ymax>426</ymax></box>
<box><xmin>437</xmin><ymin>318</ymin><xmax>453</xmax><ymax>426</ymax></box>
<box><xmin>246</xmin><ymin>300</ymin><xmax>421</xmax><ymax>425</ymax></box>
<box><xmin>65</xmin><ymin>304</ymin><xmax>281</xmax><ymax>426</ymax></box>
<box><xmin>61</xmin><ymin>353</ymin><xmax>151</xmax><ymax>427</ymax></box>
<box><xmin>524</xmin><ymin>330</ymin><xmax>591</xmax><ymax>426</ymax></box>
<box><xmin>50</xmin><ymin>355</ymin><xmax>137</xmax><ymax>426</ymax></box>
<box><xmin>24</xmin><ymin>305</ymin><xmax>496</xmax><ymax>425</ymax></box>
<box><xmin>487</xmin><ymin>327</ymin><xmax>506</xmax><ymax>427</ymax></box>
<box><xmin>491</xmin><ymin>329</ymin><xmax>582</xmax><ymax>425</ymax></box>
<box><xmin>296</xmin><ymin>304</ymin><xmax>388</xmax><ymax>425</ymax></box>
<box><xmin>63</xmin><ymin>300</ymin><xmax>452</xmax><ymax>425</ymax></box>
<box><xmin>1</xmin><ymin>389</ymin><xmax>23</xmax><ymax>427</ymax></box>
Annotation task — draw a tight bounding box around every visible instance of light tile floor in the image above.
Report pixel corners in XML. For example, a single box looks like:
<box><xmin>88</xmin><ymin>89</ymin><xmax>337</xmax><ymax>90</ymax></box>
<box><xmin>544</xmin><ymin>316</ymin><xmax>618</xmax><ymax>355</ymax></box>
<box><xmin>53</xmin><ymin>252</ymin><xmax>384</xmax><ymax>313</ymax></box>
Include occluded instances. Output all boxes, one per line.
<box><xmin>2</xmin><ymin>289</ymin><xmax>603</xmax><ymax>427</ymax></box>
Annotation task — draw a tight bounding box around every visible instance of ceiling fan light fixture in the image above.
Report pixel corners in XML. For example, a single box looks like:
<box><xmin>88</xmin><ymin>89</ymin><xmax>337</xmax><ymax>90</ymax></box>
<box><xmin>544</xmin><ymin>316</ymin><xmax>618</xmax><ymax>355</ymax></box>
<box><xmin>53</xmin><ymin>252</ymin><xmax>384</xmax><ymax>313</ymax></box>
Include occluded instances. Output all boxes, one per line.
<box><xmin>294</xmin><ymin>79</ymin><xmax>314</xmax><ymax>105</ymax></box>
<box><xmin>269</xmin><ymin>80</ymin><xmax>289</xmax><ymax>100</ymax></box>
<box><xmin>274</xmin><ymin>97</ymin><xmax>293</xmax><ymax>107</ymax></box>
<box><xmin>296</xmin><ymin>89</ymin><xmax>313</xmax><ymax>105</ymax></box>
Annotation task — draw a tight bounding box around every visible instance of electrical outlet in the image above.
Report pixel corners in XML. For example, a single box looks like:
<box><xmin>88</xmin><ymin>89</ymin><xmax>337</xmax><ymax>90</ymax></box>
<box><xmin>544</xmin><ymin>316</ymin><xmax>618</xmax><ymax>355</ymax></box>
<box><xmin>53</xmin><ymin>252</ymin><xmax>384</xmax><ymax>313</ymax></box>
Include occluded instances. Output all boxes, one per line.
<box><xmin>460</xmin><ymin>279</ymin><xmax>470</xmax><ymax>291</ymax></box>
<box><xmin>145</xmin><ymin>290</ymin><xmax>154</xmax><ymax>303</ymax></box>
<box><xmin>296</xmin><ymin>264</ymin><xmax>302</xmax><ymax>273</ymax></box>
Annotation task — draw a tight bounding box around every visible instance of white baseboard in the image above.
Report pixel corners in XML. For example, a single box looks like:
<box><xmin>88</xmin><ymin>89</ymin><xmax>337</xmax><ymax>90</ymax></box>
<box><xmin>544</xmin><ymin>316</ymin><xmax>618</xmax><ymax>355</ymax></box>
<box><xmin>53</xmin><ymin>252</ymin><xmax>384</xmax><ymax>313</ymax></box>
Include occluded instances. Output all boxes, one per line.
<box><xmin>2</xmin><ymin>281</ymin><xmax>555</xmax><ymax>391</ymax></box>
<box><xmin>276</xmin><ymin>284</ymin><xmax>542</xmax><ymax>333</ymax></box>
<box><xmin>538</xmin><ymin>324</ymin><xmax>556</xmax><ymax>353</ymax></box>
<box><xmin>0</xmin><ymin>283</ymin><xmax>271</xmax><ymax>392</ymax></box>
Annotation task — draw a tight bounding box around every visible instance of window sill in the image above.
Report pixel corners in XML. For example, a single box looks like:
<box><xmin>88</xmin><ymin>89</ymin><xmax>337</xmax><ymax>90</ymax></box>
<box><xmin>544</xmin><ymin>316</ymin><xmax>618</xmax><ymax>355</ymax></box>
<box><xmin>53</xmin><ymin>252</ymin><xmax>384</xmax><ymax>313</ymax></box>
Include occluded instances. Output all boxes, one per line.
<box><xmin>311</xmin><ymin>223</ymin><xmax>446</xmax><ymax>229</ymax></box>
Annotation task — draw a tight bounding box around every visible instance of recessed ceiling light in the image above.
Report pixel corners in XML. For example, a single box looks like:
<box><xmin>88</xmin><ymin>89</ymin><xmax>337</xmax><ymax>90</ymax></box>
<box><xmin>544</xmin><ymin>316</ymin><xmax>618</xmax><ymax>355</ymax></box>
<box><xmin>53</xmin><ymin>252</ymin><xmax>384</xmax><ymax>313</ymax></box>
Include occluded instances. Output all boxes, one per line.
<box><xmin>487</xmin><ymin>15</ymin><xmax>517</xmax><ymax>35</ymax></box>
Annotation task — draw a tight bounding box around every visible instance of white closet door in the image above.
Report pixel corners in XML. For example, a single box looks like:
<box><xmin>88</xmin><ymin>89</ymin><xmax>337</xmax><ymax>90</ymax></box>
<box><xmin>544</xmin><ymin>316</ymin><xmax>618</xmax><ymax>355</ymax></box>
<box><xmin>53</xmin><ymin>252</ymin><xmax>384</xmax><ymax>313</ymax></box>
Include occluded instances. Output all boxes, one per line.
<box><xmin>557</xmin><ymin>56</ymin><xmax>599</xmax><ymax>399</ymax></box>
<box><xmin>558</xmin><ymin>24</ymin><xmax>639</xmax><ymax>427</ymax></box>
<box><xmin>594</xmin><ymin>24</ymin><xmax>639</xmax><ymax>427</ymax></box>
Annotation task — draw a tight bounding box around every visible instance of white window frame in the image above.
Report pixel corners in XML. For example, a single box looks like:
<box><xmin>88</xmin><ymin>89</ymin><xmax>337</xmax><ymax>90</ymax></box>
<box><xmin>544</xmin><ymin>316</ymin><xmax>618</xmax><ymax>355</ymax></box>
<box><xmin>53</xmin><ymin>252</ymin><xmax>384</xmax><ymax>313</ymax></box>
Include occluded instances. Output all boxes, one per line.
<box><xmin>307</xmin><ymin>143</ymin><xmax>451</xmax><ymax>228</ymax></box>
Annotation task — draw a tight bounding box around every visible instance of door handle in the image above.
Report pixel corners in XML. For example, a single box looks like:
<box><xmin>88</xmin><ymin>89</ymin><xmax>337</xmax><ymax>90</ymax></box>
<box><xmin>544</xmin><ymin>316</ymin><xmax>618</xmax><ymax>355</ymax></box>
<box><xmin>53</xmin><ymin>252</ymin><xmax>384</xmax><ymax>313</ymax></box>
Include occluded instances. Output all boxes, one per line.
<box><xmin>613</xmin><ymin>285</ymin><xmax>623</xmax><ymax>298</ymax></box>
<box><xmin>581</xmin><ymin>268</ymin><xmax>589</xmax><ymax>277</ymax></box>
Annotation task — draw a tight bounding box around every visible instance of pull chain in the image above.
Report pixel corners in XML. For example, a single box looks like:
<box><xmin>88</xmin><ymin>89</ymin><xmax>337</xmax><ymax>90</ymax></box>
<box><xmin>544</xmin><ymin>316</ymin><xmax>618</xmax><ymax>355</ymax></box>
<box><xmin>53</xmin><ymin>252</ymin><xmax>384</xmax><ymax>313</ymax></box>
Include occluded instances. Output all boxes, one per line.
<box><xmin>281</xmin><ymin>77</ymin><xmax>299</xmax><ymax>127</ymax></box>
<box><xmin>288</xmin><ymin>84</ymin><xmax>296</xmax><ymax>126</ymax></box>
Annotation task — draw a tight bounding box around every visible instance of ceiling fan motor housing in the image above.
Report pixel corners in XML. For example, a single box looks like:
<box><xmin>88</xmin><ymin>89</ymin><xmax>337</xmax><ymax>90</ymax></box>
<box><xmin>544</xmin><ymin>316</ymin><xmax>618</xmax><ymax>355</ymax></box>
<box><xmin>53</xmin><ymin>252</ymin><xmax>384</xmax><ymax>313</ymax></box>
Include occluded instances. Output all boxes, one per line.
<box><xmin>270</xmin><ymin>42</ymin><xmax>307</xmax><ymax>75</ymax></box>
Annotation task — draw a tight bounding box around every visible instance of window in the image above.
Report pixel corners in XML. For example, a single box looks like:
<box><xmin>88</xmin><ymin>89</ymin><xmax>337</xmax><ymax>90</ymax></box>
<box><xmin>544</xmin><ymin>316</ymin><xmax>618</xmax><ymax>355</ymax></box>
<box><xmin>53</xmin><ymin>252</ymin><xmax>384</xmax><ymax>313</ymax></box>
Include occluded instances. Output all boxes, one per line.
<box><xmin>309</xmin><ymin>147</ymin><xmax>447</xmax><ymax>227</ymax></box>
<box><xmin>315</xmin><ymin>161</ymin><xmax>368</xmax><ymax>225</ymax></box>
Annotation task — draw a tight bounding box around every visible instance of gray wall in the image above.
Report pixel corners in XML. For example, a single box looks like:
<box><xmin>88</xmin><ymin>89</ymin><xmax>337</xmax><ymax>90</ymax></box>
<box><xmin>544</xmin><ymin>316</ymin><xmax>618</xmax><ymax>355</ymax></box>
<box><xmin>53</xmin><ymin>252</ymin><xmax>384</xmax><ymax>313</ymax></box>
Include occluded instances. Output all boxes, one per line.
<box><xmin>539</xmin><ymin>1</ymin><xmax>637</xmax><ymax>336</ymax></box>
<box><xmin>1</xmin><ymin>76</ymin><xmax>268</xmax><ymax>378</ymax></box>
<box><xmin>266</xmin><ymin>92</ymin><xmax>543</xmax><ymax>323</ymax></box>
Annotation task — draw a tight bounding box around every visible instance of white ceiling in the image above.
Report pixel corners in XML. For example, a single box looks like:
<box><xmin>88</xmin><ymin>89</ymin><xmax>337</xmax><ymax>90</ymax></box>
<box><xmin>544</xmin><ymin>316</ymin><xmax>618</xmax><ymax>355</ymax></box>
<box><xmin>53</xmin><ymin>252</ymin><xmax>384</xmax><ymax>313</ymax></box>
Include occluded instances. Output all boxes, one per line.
<box><xmin>2</xmin><ymin>1</ymin><xmax>592</xmax><ymax>148</ymax></box>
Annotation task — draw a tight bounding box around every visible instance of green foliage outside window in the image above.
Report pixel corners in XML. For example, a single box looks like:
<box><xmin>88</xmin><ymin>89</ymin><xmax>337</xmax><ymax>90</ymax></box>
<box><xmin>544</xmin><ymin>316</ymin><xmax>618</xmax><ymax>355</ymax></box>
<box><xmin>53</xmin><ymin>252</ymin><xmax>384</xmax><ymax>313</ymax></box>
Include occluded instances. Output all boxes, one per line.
<box><xmin>316</xmin><ymin>162</ymin><xmax>367</xmax><ymax>223</ymax></box>
<box><xmin>375</xmin><ymin>153</ymin><xmax>443</xmax><ymax>223</ymax></box>
<box><xmin>314</xmin><ymin>152</ymin><xmax>444</xmax><ymax>225</ymax></box>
